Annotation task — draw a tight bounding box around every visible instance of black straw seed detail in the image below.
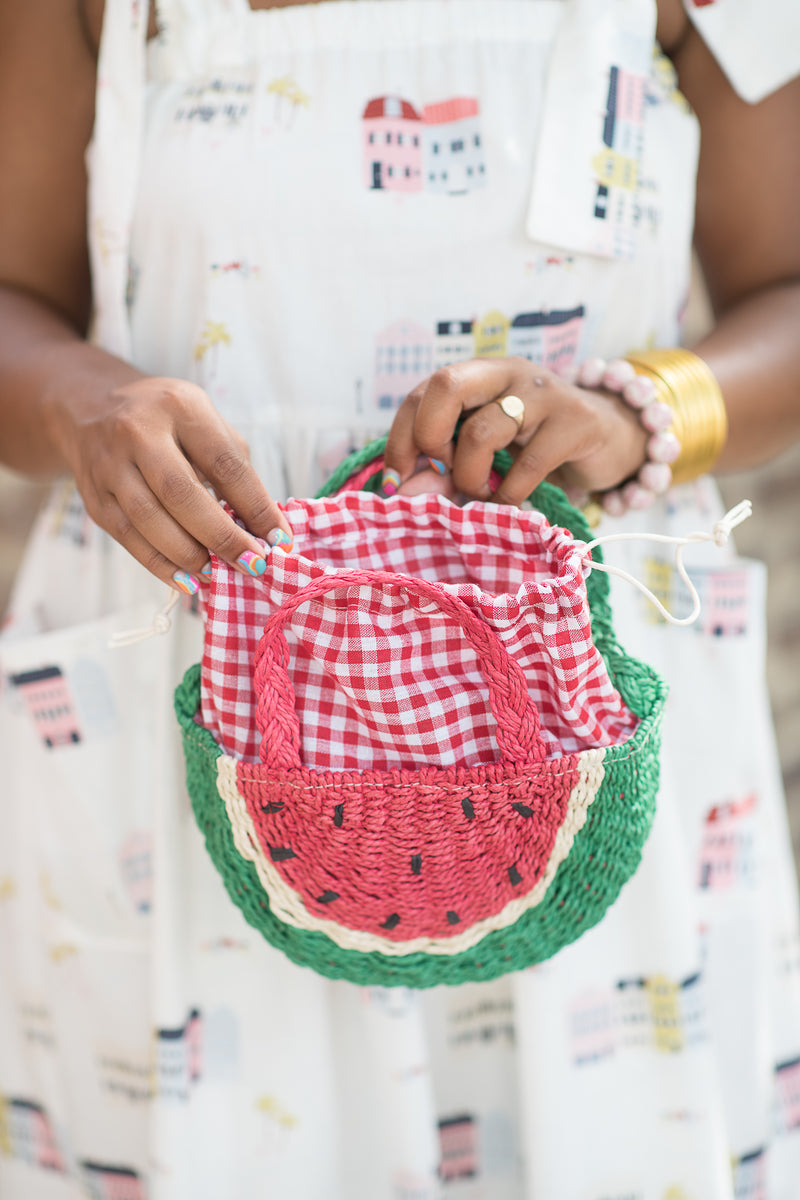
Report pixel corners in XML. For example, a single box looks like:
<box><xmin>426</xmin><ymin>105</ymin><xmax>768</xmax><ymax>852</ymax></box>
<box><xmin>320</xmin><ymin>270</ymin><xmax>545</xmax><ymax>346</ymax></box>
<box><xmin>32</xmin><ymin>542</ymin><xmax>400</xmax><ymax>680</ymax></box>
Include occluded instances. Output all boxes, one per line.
<box><xmin>411</xmin><ymin>854</ymin><xmax>422</xmax><ymax>875</ymax></box>
<box><xmin>508</xmin><ymin>864</ymin><xmax>522</xmax><ymax>886</ymax></box>
<box><xmin>269</xmin><ymin>846</ymin><xmax>297</xmax><ymax>862</ymax></box>
<box><xmin>381</xmin><ymin>913</ymin><xmax>400</xmax><ymax>930</ymax></box>
<box><xmin>316</xmin><ymin>891</ymin><xmax>339</xmax><ymax>904</ymax></box>
<box><xmin>264</xmin><ymin>801</ymin><xmax>285</xmax><ymax>814</ymax></box>
<box><xmin>512</xmin><ymin>803</ymin><xmax>533</xmax><ymax>818</ymax></box>
<box><xmin>446</xmin><ymin>910</ymin><xmax>460</xmax><ymax>926</ymax></box>
<box><xmin>333</xmin><ymin>804</ymin><xmax>344</xmax><ymax>827</ymax></box>
<box><xmin>461</xmin><ymin>797</ymin><xmax>475</xmax><ymax>820</ymax></box>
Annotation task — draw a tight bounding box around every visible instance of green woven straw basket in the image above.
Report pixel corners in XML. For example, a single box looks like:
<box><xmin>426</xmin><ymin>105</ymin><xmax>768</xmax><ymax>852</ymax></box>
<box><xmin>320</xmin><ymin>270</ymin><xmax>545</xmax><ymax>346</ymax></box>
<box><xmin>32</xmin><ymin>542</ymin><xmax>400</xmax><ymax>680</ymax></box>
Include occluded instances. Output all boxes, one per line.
<box><xmin>175</xmin><ymin>438</ymin><xmax>666</xmax><ymax>987</ymax></box>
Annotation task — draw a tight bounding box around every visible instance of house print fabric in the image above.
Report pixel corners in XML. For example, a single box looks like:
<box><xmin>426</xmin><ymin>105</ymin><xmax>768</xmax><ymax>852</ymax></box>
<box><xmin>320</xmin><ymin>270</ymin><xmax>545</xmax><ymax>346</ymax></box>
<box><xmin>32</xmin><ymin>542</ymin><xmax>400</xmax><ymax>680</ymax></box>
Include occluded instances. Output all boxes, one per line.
<box><xmin>1</xmin><ymin>1</ymin><xmax>800</xmax><ymax>1198</ymax></box>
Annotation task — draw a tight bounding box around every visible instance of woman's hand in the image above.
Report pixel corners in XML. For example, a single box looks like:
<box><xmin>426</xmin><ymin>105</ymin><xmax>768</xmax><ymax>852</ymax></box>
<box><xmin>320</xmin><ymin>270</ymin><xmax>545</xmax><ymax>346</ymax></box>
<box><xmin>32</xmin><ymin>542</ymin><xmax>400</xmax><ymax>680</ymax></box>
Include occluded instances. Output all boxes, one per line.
<box><xmin>383</xmin><ymin>357</ymin><xmax>648</xmax><ymax>505</ymax></box>
<box><xmin>47</xmin><ymin>375</ymin><xmax>291</xmax><ymax>593</ymax></box>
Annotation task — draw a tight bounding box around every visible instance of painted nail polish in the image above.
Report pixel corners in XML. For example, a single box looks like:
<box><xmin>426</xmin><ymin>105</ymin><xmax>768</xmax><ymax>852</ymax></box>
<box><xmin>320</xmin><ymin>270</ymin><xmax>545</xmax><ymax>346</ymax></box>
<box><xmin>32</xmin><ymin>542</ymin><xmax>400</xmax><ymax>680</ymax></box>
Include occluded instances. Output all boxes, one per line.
<box><xmin>236</xmin><ymin>550</ymin><xmax>267</xmax><ymax>577</ymax></box>
<box><xmin>381</xmin><ymin>468</ymin><xmax>401</xmax><ymax>497</ymax></box>
<box><xmin>427</xmin><ymin>458</ymin><xmax>447</xmax><ymax>476</ymax></box>
<box><xmin>173</xmin><ymin>571</ymin><xmax>200</xmax><ymax>596</ymax></box>
<box><xmin>199</xmin><ymin>560</ymin><xmax>213</xmax><ymax>577</ymax></box>
<box><xmin>267</xmin><ymin>528</ymin><xmax>294</xmax><ymax>553</ymax></box>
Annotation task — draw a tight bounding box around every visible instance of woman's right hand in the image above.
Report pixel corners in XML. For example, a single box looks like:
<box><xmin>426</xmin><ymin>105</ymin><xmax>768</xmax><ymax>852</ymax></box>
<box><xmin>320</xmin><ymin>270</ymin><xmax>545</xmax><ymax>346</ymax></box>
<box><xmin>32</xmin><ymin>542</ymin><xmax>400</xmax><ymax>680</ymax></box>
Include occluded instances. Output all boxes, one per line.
<box><xmin>48</xmin><ymin>374</ymin><xmax>292</xmax><ymax>594</ymax></box>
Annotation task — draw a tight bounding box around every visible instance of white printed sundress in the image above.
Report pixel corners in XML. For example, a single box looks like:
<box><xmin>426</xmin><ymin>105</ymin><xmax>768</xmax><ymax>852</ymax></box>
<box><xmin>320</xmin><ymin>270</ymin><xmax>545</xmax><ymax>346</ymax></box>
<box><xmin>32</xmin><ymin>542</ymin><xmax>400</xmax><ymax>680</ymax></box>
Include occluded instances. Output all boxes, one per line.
<box><xmin>1</xmin><ymin>1</ymin><xmax>800</xmax><ymax>1198</ymax></box>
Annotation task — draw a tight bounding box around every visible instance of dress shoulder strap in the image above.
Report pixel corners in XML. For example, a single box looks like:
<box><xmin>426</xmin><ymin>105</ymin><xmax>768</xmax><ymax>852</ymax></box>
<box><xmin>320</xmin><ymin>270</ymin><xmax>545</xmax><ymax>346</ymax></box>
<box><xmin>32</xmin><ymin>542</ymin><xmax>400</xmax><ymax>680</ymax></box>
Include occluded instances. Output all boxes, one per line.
<box><xmin>86</xmin><ymin>0</ymin><xmax>149</xmax><ymax>360</ymax></box>
<box><xmin>154</xmin><ymin>0</ymin><xmax>248</xmax><ymax>34</ymax></box>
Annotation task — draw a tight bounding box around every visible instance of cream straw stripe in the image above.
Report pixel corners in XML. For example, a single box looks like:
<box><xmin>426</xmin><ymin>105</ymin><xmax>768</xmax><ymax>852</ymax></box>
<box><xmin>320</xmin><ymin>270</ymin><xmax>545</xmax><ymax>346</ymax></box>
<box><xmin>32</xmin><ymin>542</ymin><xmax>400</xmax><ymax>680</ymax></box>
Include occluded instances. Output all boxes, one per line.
<box><xmin>217</xmin><ymin>750</ymin><xmax>606</xmax><ymax>957</ymax></box>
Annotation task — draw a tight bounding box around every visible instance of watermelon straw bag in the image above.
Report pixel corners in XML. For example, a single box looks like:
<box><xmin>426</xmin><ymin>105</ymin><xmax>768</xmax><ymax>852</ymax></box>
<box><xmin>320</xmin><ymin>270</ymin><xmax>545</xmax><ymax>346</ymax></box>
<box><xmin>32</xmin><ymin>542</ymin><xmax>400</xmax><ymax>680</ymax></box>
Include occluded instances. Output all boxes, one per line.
<box><xmin>175</xmin><ymin>440</ymin><xmax>667</xmax><ymax>987</ymax></box>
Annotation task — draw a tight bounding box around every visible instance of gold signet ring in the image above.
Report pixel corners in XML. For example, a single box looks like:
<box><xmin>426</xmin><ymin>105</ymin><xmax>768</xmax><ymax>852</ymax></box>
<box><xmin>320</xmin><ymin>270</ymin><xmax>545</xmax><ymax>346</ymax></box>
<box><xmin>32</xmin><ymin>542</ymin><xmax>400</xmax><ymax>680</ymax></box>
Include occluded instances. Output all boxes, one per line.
<box><xmin>493</xmin><ymin>394</ymin><xmax>525</xmax><ymax>433</ymax></box>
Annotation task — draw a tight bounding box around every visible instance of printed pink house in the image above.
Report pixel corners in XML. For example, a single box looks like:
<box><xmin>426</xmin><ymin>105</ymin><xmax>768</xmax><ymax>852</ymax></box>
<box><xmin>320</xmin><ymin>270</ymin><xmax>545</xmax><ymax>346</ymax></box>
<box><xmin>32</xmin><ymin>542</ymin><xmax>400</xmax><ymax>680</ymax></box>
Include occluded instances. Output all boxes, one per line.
<box><xmin>698</xmin><ymin>793</ymin><xmax>756</xmax><ymax>890</ymax></box>
<box><xmin>775</xmin><ymin>1056</ymin><xmax>800</xmax><ymax>1133</ymax></box>
<box><xmin>186</xmin><ymin>1008</ymin><xmax>203</xmax><ymax>1083</ymax></box>
<box><xmin>438</xmin><ymin>1114</ymin><xmax>478</xmax><ymax>1181</ymax></box>
<box><xmin>423</xmin><ymin>98</ymin><xmax>485</xmax><ymax>194</ymax></box>
<box><xmin>5</xmin><ymin>1100</ymin><xmax>65</xmax><ymax>1172</ymax></box>
<box><xmin>697</xmin><ymin>567</ymin><xmax>750</xmax><ymax>637</ymax></box>
<box><xmin>568</xmin><ymin>988</ymin><xmax>615</xmax><ymax>1065</ymax></box>
<box><xmin>603</xmin><ymin>66</ymin><xmax>645</xmax><ymax>160</ymax></box>
<box><xmin>373</xmin><ymin>320</ymin><xmax>434</xmax><ymax>411</ymax></box>
<box><xmin>362</xmin><ymin>96</ymin><xmax>423</xmax><ymax>192</ymax></box>
<box><xmin>82</xmin><ymin>1162</ymin><xmax>147</xmax><ymax>1200</ymax></box>
<box><xmin>507</xmin><ymin>306</ymin><xmax>585</xmax><ymax>373</ymax></box>
<box><xmin>11</xmin><ymin>665</ymin><xmax>82</xmax><ymax>749</ymax></box>
<box><xmin>732</xmin><ymin>1148</ymin><xmax>767</xmax><ymax>1200</ymax></box>
<box><xmin>592</xmin><ymin>64</ymin><xmax>648</xmax><ymax>258</ymax></box>
<box><xmin>118</xmin><ymin>831</ymin><xmax>153</xmax><ymax>914</ymax></box>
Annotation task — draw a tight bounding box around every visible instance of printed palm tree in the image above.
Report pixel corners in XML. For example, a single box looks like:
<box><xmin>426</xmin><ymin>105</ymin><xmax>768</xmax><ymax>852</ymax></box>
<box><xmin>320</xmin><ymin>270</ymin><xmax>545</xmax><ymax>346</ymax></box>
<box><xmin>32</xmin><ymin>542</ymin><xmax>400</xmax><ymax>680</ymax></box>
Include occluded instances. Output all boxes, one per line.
<box><xmin>193</xmin><ymin>319</ymin><xmax>231</xmax><ymax>380</ymax></box>
<box><xmin>255</xmin><ymin>1095</ymin><xmax>298</xmax><ymax>1128</ymax></box>
<box><xmin>40</xmin><ymin>871</ymin><xmax>62</xmax><ymax>910</ymax></box>
<box><xmin>266</xmin><ymin>75</ymin><xmax>311</xmax><ymax>128</ymax></box>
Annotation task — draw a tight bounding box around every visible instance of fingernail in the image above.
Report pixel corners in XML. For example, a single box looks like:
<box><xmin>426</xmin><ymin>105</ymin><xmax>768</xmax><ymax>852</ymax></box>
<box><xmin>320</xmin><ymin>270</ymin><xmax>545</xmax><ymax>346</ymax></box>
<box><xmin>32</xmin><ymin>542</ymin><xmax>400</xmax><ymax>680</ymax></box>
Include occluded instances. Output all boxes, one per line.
<box><xmin>236</xmin><ymin>550</ymin><xmax>267</xmax><ymax>577</ymax></box>
<box><xmin>173</xmin><ymin>571</ymin><xmax>200</xmax><ymax>595</ymax></box>
<box><xmin>427</xmin><ymin>457</ymin><xmax>447</xmax><ymax>476</ymax></box>
<box><xmin>200</xmin><ymin>560</ymin><xmax>213</xmax><ymax>577</ymax></box>
<box><xmin>381</xmin><ymin>468</ymin><xmax>401</xmax><ymax>497</ymax></box>
<box><xmin>267</xmin><ymin>528</ymin><xmax>294</xmax><ymax>554</ymax></box>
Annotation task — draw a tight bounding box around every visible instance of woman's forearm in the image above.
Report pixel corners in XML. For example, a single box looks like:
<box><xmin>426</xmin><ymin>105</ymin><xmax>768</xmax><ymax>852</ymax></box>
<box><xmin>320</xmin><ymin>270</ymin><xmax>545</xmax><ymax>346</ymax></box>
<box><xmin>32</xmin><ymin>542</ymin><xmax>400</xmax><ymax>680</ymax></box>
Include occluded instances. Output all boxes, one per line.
<box><xmin>0</xmin><ymin>283</ymin><xmax>289</xmax><ymax>592</ymax></box>
<box><xmin>690</xmin><ymin>280</ymin><xmax>800</xmax><ymax>473</ymax></box>
<box><xmin>0</xmin><ymin>284</ymin><xmax>143</xmax><ymax>478</ymax></box>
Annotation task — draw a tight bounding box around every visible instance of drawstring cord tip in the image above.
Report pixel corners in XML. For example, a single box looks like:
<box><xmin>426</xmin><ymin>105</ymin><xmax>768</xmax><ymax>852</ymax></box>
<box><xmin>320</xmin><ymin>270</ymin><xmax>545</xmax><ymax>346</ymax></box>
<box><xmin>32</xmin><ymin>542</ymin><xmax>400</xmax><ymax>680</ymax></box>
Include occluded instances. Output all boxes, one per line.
<box><xmin>711</xmin><ymin>499</ymin><xmax>752</xmax><ymax>546</ymax></box>
<box><xmin>108</xmin><ymin>588</ymin><xmax>181</xmax><ymax>648</ymax></box>
<box><xmin>583</xmin><ymin>500</ymin><xmax>752</xmax><ymax>627</ymax></box>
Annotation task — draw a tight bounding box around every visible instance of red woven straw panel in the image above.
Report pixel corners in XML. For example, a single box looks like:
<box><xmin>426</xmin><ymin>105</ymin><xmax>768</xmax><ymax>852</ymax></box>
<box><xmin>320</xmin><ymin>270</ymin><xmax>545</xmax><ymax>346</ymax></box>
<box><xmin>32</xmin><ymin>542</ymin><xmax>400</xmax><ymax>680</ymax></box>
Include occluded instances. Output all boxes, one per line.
<box><xmin>199</xmin><ymin>493</ymin><xmax>638</xmax><ymax>771</ymax></box>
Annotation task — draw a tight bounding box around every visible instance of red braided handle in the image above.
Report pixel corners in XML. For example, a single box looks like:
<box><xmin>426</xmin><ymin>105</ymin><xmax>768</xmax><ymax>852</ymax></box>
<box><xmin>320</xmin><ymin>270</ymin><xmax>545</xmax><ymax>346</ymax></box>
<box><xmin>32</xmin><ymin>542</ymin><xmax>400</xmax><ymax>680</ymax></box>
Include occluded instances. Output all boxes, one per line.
<box><xmin>253</xmin><ymin>569</ymin><xmax>546</xmax><ymax>770</ymax></box>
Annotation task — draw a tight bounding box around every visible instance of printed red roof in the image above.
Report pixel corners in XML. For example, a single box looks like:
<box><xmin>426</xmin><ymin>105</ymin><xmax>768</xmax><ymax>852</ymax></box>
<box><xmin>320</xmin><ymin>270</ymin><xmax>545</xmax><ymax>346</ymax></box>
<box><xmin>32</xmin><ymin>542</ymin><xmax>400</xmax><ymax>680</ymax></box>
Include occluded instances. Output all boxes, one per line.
<box><xmin>362</xmin><ymin>96</ymin><xmax>421</xmax><ymax>121</ymax></box>
<box><xmin>422</xmin><ymin>97</ymin><xmax>479</xmax><ymax>125</ymax></box>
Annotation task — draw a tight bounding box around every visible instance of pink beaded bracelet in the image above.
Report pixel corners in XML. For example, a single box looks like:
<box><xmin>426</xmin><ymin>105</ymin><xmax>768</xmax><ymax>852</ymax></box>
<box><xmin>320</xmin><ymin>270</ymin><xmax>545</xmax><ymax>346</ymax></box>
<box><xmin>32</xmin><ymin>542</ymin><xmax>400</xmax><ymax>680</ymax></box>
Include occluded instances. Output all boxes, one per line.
<box><xmin>566</xmin><ymin>357</ymin><xmax>681</xmax><ymax>517</ymax></box>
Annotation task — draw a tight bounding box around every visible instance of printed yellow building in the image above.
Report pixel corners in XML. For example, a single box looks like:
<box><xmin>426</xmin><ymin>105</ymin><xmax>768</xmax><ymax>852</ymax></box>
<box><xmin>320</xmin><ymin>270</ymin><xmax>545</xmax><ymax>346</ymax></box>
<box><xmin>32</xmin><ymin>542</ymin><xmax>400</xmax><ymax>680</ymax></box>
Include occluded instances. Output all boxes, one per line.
<box><xmin>473</xmin><ymin>309</ymin><xmax>510</xmax><ymax>358</ymax></box>
<box><xmin>591</xmin><ymin>147</ymin><xmax>639</xmax><ymax>191</ymax></box>
<box><xmin>646</xmin><ymin>975</ymin><xmax>684</xmax><ymax>1054</ymax></box>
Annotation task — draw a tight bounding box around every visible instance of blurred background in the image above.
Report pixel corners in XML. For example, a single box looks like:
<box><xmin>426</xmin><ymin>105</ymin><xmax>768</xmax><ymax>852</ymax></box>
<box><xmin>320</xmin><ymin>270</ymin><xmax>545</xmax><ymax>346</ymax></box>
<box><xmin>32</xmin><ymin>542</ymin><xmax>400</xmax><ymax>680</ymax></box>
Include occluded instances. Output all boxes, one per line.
<box><xmin>2</xmin><ymin>270</ymin><xmax>799</xmax><ymax>881</ymax></box>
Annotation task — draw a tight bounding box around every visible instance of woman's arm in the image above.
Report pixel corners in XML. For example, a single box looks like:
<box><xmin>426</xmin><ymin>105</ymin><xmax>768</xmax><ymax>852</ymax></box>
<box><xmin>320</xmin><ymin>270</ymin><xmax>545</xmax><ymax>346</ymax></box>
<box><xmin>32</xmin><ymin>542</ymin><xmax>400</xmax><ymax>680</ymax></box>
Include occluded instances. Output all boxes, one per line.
<box><xmin>672</xmin><ymin>24</ymin><xmax>800</xmax><ymax>471</ymax></box>
<box><xmin>0</xmin><ymin>1</ymin><xmax>289</xmax><ymax>590</ymax></box>
<box><xmin>383</xmin><ymin>11</ymin><xmax>800</xmax><ymax>503</ymax></box>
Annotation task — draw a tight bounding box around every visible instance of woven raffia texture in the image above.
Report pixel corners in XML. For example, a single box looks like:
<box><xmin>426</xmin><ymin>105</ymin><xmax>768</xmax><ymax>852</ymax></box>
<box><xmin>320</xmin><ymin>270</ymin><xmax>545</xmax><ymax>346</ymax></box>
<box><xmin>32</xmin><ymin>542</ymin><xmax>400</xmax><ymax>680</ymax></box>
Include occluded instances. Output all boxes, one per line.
<box><xmin>175</xmin><ymin>447</ymin><xmax>666</xmax><ymax>987</ymax></box>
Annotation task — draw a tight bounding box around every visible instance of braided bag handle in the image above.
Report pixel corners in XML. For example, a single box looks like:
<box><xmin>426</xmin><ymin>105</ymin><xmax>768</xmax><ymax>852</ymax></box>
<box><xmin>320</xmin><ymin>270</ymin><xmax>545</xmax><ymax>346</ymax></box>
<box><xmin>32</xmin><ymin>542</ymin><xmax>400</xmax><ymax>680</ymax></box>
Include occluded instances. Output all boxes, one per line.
<box><xmin>253</xmin><ymin>568</ymin><xmax>547</xmax><ymax>771</ymax></box>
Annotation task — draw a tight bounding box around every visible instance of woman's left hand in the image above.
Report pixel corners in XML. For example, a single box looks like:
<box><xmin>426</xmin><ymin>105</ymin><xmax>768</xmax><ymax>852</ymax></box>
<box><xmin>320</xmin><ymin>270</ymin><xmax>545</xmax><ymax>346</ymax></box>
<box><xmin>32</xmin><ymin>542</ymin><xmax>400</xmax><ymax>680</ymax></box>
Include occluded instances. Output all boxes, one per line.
<box><xmin>383</xmin><ymin>357</ymin><xmax>648</xmax><ymax>504</ymax></box>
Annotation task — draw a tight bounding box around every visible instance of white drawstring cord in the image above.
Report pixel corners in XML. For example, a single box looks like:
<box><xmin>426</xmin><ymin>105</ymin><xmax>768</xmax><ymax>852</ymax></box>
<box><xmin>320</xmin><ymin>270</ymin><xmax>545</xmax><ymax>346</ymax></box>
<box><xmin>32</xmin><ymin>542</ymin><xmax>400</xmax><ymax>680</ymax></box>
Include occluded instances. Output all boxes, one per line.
<box><xmin>107</xmin><ymin>500</ymin><xmax>753</xmax><ymax>645</ymax></box>
<box><xmin>583</xmin><ymin>500</ymin><xmax>752</xmax><ymax>626</ymax></box>
<box><xmin>108</xmin><ymin>588</ymin><xmax>181</xmax><ymax>648</ymax></box>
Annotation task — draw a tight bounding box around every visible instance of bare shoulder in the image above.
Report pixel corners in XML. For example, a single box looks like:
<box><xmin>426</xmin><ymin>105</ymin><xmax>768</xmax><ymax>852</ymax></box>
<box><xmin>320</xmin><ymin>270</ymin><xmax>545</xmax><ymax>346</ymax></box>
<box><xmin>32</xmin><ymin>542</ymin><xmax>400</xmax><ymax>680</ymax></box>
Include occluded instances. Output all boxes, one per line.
<box><xmin>655</xmin><ymin>0</ymin><xmax>691</xmax><ymax>56</ymax></box>
<box><xmin>665</xmin><ymin>6</ymin><xmax>800</xmax><ymax>311</ymax></box>
<box><xmin>0</xmin><ymin>1</ymin><xmax>99</xmax><ymax>330</ymax></box>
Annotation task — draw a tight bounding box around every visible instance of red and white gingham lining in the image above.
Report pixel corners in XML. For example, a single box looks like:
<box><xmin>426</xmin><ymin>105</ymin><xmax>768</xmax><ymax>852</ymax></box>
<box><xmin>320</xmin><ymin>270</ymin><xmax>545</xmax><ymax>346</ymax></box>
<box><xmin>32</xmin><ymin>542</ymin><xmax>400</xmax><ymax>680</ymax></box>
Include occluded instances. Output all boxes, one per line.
<box><xmin>199</xmin><ymin>492</ymin><xmax>638</xmax><ymax>771</ymax></box>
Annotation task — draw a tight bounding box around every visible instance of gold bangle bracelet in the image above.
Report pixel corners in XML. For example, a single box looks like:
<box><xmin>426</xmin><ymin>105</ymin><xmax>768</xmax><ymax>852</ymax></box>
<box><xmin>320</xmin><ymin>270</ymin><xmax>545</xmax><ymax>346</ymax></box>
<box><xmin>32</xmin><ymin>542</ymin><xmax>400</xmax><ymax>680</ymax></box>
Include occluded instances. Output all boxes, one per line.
<box><xmin>625</xmin><ymin>348</ymin><xmax>728</xmax><ymax>485</ymax></box>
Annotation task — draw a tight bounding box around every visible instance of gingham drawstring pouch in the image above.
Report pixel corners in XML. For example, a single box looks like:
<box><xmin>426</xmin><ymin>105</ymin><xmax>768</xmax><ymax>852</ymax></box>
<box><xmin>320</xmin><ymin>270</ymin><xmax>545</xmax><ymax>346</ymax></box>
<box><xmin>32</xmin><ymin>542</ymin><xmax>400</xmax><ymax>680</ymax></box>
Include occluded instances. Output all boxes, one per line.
<box><xmin>174</xmin><ymin>448</ymin><xmax>669</xmax><ymax>987</ymax></box>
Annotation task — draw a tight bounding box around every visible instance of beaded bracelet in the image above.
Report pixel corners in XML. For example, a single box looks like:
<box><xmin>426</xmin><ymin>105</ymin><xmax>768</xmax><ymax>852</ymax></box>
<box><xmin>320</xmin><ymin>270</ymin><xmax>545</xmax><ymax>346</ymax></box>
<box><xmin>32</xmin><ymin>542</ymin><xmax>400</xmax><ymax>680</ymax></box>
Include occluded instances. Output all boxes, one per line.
<box><xmin>568</xmin><ymin>356</ymin><xmax>681</xmax><ymax>517</ymax></box>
